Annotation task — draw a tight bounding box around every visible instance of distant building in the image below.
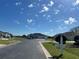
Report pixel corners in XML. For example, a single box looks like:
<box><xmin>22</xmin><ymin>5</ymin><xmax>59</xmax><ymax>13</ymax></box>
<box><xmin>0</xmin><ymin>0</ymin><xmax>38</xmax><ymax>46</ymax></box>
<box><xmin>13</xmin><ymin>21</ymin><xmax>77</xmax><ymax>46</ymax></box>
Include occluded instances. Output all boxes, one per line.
<box><xmin>54</xmin><ymin>26</ymin><xmax>79</xmax><ymax>41</ymax></box>
<box><xmin>0</xmin><ymin>31</ymin><xmax>13</xmax><ymax>40</ymax></box>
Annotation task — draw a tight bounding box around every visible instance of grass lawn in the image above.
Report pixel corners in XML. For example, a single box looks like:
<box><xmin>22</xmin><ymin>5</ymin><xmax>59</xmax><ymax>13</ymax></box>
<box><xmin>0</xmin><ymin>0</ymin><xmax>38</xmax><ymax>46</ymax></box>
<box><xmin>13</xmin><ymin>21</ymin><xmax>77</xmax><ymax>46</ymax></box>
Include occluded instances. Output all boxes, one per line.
<box><xmin>0</xmin><ymin>40</ymin><xmax>14</xmax><ymax>44</ymax></box>
<box><xmin>43</xmin><ymin>42</ymin><xmax>79</xmax><ymax>59</ymax></box>
<box><xmin>12</xmin><ymin>37</ymin><xmax>25</xmax><ymax>41</ymax></box>
<box><xmin>65</xmin><ymin>48</ymin><xmax>79</xmax><ymax>57</ymax></box>
<box><xmin>0</xmin><ymin>37</ymin><xmax>25</xmax><ymax>44</ymax></box>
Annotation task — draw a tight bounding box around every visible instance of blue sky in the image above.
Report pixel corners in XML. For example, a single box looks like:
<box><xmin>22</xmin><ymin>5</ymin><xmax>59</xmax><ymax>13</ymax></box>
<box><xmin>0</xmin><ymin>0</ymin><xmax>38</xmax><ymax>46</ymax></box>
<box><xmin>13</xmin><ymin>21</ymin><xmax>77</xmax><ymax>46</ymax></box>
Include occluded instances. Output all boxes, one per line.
<box><xmin>0</xmin><ymin>0</ymin><xmax>79</xmax><ymax>36</ymax></box>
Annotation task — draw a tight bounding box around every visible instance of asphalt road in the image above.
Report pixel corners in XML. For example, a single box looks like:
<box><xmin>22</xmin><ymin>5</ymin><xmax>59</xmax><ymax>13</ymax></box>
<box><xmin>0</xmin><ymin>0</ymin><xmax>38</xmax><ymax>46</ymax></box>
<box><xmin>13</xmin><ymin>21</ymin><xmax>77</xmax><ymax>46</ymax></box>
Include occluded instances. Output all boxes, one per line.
<box><xmin>0</xmin><ymin>39</ymin><xmax>46</xmax><ymax>59</ymax></box>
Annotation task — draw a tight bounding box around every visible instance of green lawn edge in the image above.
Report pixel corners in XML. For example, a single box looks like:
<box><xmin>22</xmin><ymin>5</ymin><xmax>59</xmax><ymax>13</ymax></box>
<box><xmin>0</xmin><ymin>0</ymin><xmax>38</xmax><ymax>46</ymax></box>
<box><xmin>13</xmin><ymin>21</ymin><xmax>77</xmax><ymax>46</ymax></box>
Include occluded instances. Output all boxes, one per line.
<box><xmin>43</xmin><ymin>42</ymin><xmax>79</xmax><ymax>59</ymax></box>
<box><xmin>0</xmin><ymin>37</ymin><xmax>25</xmax><ymax>44</ymax></box>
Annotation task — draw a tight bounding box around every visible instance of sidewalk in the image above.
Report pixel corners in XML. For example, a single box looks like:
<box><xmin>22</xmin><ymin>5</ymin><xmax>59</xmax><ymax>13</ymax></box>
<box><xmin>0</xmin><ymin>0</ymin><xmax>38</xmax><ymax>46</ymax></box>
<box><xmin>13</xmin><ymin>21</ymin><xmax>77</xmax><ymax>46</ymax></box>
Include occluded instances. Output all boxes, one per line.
<box><xmin>0</xmin><ymin>44</ymin><xmax>7</xmax><ymax>48</ymax></box>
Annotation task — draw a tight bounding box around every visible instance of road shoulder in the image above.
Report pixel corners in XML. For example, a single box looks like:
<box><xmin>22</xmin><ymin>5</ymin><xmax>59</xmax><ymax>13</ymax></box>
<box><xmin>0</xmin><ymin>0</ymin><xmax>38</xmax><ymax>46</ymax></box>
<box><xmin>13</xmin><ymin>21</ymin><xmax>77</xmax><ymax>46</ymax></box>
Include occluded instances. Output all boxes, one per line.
<box><xmin>0</xmin><ymin>41</ymin><xmax>21</xmax><ymax>49</ymax></box>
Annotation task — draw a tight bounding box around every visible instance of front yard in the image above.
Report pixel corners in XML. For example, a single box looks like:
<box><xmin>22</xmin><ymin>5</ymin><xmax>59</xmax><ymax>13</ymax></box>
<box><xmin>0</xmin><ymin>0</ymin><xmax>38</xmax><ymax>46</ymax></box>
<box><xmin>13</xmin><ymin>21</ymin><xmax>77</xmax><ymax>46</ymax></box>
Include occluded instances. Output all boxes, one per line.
<box><xmin>0</xmin><ymin>40</ymin><xmax>14</xmax><ymax>44</ymax></box>
<box><xmin>43</xmin><ymin>42</ymin><xmax>79</xmax><ymax>59</ymax></box>
<box><xmin>0</xmin><ymin>37</ymin><xmax>25</xmax><ymax>44</ymax></box>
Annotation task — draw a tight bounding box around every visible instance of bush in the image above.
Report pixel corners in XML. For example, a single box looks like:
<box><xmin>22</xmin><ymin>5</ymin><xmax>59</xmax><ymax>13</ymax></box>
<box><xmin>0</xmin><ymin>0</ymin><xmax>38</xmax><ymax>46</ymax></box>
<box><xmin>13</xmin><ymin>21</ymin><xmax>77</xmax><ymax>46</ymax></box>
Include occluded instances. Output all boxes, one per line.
<box><xmin>74</xmin><ymin>35</ymin><xmax>79</xmax><ymax>45</ymax></box>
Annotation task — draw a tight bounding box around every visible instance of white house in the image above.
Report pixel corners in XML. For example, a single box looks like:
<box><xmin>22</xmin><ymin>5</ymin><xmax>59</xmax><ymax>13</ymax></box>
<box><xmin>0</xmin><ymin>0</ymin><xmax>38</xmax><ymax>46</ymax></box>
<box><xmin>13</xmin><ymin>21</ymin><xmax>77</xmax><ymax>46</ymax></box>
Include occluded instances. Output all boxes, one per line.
<box><xmin>0</xmin><ymin>31</ymin><xmax>12</xmax><ymax>40</ymax></box>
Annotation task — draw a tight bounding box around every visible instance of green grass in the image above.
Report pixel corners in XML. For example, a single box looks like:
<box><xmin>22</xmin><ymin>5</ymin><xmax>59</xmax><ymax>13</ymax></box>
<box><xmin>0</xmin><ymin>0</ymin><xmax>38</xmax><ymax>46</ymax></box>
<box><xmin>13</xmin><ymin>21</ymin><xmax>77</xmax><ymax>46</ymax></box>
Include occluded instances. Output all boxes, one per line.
<box><xmin>43</xmin><ymin>42</ymin><xmax>60</xmax><ymax>56</ymax></box>
<box><xmin>0</xmin><ymin>37</ymin><xmax>25</xmax><ymax>44</ymax></box>
<box><xmin>0</xmin><ymin>40</ymin><xmax>13</xmax><ymax>44</ymax></box>
<box><xmin>12</xmin><ymin>37</ymin><xmax>25</xmax><ymax>41</ymax></box>
<box><xmin>47</xmin><ymin>38</ymin><xmax>53</xmax><ymax>41</ymax></box>
<box><xmin>43</xmin><ymin>42</ymin><xmax>79</xmax><ymax>59</ymax></box>
<box><xmin>65</xmin><ymin>48</ymin><xmax>79</xmax><ymax>57</ymax></box>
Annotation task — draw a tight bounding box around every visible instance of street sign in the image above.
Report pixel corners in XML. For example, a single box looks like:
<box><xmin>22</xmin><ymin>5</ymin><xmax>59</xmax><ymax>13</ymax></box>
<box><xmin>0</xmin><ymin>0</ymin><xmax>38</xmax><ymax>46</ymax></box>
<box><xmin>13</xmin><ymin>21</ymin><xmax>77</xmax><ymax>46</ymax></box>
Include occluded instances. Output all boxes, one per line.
<box><xmin>55</xmin><ymin>34</ymin><xmax>67</xmax><ymax>57</ymax></box>
<box><xmin>60</xmin><ymin>35</ymin><xmax>64</xmax><ymax>55</ymax></box>
<box><xmin>55</xmin><ymin>34</ymin><xmax>67</xmax><ymax>44</ymax></box>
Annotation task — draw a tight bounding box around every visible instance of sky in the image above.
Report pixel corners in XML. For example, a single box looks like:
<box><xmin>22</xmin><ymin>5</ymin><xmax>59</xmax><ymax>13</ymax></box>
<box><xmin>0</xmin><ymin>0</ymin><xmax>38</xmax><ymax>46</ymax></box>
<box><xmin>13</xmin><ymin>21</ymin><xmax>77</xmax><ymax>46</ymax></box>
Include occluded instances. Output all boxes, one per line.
<box><xmin>0</xmin><ymin>0</ymin><xmax>79</xmax><ymax>36</ymax></box>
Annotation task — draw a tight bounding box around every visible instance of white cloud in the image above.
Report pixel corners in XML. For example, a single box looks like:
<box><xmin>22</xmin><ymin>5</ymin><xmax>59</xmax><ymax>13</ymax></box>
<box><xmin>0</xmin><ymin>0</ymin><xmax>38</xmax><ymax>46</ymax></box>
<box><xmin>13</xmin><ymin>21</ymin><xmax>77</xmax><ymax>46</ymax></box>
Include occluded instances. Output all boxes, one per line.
<box><xmin>39</xmin><ymin>0</ymin><xmax>41</xmax><ymax>1</ymax></box>
<box><xmin>20</xmin><ymin>8</ymin><xmax>24</xmax><ymax>14</ymax></box>
<box><xmin>54</xmin><ymin>9</ymin><xmax>60</xmax><ymax>15</ymax></box>
<box><xmin>28</xmin><ymin>4</ymin><xmax>34</xmax><ymax>8</ymax></box>
<box><xmin>47</xmin><ymin>15</ymin><xmax>51</xmax><ymax>19</ymax></box>
<box><xmin>27</xmin><ymin>19</ymin><xmax>33</xmax><ymax>23</ymax></box>
<box><xmin>64</xmin><ymin>17</ymin><xmax>77</xmax><ymax>25</ymax></box>
<box><xmin>73</xmin><ymin>0</ymin><xmax>79</xmax><ymax>6</ymax></box>
<box><xmin>64</xmin><ymin>20</ymin><xmax>69</xmax><ymax>24</ymax></box>
<box><xmin>39</xmin><ymin>10</ymin><xmax>45</xmax><ymax>13</ymax></box>
<box><xmin>43</xmin><ymin>6</ymin><xmax>49</xmax><ymax>11</ymax></box>
<box><xmin>40</xmin><ymin>5</ymin><xmax>49</xmax><ymax>13</ymax></box>
<box><xmin>15</xmin><ymin>2</ymin><xmax>22</xmax><ymax>6</ymax></box>
<box><xmin>48</xmin><ymin>1</ymin><xmax>54</xmax><ymax>7</ymax></box>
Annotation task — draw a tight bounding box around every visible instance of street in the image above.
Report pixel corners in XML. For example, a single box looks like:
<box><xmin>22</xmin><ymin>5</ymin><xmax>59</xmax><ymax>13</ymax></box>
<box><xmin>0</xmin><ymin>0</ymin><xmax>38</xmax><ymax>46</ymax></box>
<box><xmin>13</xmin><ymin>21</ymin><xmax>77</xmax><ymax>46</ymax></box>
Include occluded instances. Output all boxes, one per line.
<box><xmin>0</xmin><ymin>39</ymin><xmax>46</xmax><ymax>59</ymax></box>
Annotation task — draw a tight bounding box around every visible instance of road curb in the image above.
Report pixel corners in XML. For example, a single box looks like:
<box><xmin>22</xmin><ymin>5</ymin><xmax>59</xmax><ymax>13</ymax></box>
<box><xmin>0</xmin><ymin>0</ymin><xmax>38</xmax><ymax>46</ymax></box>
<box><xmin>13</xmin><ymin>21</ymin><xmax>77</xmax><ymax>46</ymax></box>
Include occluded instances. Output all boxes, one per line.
<box><xmin>39</xmin><ymin>42</ymin><xmax>52</xmax><ymax>59</ymax></box>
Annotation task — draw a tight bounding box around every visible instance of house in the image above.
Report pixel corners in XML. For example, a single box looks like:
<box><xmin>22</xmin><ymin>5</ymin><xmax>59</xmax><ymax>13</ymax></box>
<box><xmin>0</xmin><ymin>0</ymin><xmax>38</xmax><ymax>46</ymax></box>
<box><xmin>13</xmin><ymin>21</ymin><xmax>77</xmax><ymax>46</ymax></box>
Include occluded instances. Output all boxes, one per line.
<box><xmin>0</xmin><ymin>31</ymin><xmax>13</xmax><ymax>40</ymax></box>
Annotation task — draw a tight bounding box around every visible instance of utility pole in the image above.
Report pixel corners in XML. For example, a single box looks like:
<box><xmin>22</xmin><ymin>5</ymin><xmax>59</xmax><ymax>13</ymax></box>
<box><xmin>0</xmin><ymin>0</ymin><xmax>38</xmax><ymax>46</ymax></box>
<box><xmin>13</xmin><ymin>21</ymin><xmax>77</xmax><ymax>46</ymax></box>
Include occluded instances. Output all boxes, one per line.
<box><xmin>60</xmin><ymin>35</ymin><xmax>64</xmax><ymax>56</ymax></box>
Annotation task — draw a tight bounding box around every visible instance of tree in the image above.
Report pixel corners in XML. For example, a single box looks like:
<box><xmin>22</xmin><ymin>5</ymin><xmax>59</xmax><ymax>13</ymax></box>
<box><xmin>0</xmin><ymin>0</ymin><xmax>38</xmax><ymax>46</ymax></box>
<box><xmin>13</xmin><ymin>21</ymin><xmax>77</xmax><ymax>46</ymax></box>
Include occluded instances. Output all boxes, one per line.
<box><xmin>74</xmin><ymin>35</ymin><xmax>79</xmax><ymax>45</ymax></box>
<box><xmin>10</xmin><ymin>34</ymin><xmax>13</xmax><ymax>38</ymax></box>
<box><xmin>22</xmin><ymin>35</ymin><xmax>27</xmax><ymax>38</ymax></box>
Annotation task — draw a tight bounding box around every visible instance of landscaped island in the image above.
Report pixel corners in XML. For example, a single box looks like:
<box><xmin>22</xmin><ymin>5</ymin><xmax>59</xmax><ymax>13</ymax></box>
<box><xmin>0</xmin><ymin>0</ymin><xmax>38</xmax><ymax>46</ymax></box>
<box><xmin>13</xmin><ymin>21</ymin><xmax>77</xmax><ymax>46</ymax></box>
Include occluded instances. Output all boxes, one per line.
<box><xmin>43</xmin><ymin>42</ymin><xmax>79</xmax><ymax>59</ymax></box>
